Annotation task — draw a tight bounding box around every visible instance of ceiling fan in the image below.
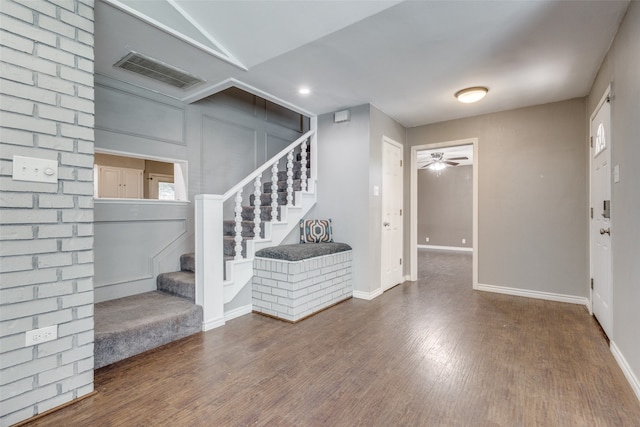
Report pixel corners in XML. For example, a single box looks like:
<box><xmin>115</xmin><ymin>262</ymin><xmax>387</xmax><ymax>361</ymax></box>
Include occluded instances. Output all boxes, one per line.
<box><xmin>420</xmin><ymin>152</ymin><xmax>469</xmax><ymax>170</ymax></box>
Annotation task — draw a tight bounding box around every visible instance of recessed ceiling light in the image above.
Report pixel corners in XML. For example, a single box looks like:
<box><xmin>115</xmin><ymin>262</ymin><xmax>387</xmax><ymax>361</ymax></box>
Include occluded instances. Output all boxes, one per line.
<box><xmin>455</xmin><ymin>87</ymin><xmax>488</xmax><ymax>103</ymax></box>
<box><xmin>299</xmin><ymin>87</ymin><xmax>311</xmax><ymax>95</ymax></box>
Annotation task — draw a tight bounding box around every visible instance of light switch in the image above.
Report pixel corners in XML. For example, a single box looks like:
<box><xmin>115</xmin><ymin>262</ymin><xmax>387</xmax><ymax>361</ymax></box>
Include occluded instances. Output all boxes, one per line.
<box><xmin>13</xmin><ymin>156</ymin><xmax>58</xmax><ymax>184</ymax></box>
<box><xmin>373</xmin><ymin>185</ymin><xmax>380</xmax><ymax>196</ymax></box>
<box><xmin>614</xmin><ymin>164</ymin><xmax>620</xmax><ymax>183</ymax></box>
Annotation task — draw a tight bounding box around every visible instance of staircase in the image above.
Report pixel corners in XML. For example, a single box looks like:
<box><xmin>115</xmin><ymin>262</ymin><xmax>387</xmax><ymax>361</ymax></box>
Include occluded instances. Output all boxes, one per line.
<box><xmin>94</xmin><ymin>130</ymin><xmax>316</xmax><ymax>368</ymax></box>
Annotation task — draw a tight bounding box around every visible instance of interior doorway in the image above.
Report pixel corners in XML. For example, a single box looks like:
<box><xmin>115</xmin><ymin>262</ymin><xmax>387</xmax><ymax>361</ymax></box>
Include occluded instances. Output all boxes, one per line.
<box><xmin>410</xmin><ymin>138</ymin><xmax>478</xmax><ymax>287</ymax></box>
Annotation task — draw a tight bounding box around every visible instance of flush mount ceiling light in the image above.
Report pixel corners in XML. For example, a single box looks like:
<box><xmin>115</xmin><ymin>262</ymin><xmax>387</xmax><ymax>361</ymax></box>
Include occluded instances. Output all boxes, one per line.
<box><xmin>455</xmin><ymin>86</ymin><xmax>488</xmax><ymax>103</ymax></box>
<box><xmin>299</xmin><ymin>87</ymin><xmax>311</xmax><ymax>95</ymax></box>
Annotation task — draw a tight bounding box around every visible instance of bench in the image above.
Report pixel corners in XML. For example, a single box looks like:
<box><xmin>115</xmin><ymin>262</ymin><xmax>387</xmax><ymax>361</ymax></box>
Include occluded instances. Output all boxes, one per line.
<box><xmin>252</xmin><ymin>242</ymin><xmax>353</xmax><ymax>322</ymax></box>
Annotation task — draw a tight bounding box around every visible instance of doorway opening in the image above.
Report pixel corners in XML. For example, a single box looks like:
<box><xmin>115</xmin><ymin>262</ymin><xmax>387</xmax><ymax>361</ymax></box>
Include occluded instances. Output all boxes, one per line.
<box><xmin>410</xmin><ymin>138</ymin><xmax>478</xmax><ymax>288</ymax></box>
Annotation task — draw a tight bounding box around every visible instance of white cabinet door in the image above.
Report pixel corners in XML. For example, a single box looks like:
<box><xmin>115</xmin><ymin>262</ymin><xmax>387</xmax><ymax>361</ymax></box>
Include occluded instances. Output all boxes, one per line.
<box><xmin>121</xmin><ymin>168</ymin><xmax>143</xmax><ymax>198</ymax></box>
<box><xmin>97</xmin><ymin>166</ymin><xmax>143</xmax><ymax>198</ymax></box>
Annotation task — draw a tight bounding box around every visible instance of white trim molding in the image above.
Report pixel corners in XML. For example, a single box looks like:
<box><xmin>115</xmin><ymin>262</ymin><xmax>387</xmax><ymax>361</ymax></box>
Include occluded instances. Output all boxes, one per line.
<box><xmin>225</xmin><ymin>304</ymin><xmax>253</xmax><ymax>322</ymax></box>
<box><xmin>475</xmin><ymin>283</ymin><xmax>590</xmax><ymax>307</ymax></box>
<box><xmin>418</xmin><ymin>245</ymin><xmax>473</xmax><ymax>252</ymax></box>
<box><xmin>353</xmin><ymin>288</ymin><xmax>383</xmax><ymax>301</ymax></box>
<box><xmin>611</xmin><ymin>341</ymin><xmax>640</xmax><ymax>402</ymax></box>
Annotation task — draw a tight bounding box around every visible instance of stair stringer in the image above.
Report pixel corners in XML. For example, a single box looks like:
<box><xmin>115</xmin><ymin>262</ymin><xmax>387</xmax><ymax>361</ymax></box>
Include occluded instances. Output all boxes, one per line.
<box><xmin>223</xmin><ymin>182</ymin><xmax>316</xmax><ymax>304</ymax></box>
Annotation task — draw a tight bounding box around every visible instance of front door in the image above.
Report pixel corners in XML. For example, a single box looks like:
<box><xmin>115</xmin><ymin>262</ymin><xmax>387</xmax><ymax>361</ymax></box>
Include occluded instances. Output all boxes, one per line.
<box><xmin>590</xmin><ymin>90</ymin><xmax>612</xmax><ymax>338</ymax></box>
<box><xmin>381</xmin><ymin>137</ymin><xmax>404</xmax><ymax>291</ymax></box>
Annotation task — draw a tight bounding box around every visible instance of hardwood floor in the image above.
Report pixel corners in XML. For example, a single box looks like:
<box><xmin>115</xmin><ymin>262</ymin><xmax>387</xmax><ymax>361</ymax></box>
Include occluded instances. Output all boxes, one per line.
<box><xmin>24</xmin><ymin>250</ymin><xmax>640</xmax><ymax>426</ymax></box>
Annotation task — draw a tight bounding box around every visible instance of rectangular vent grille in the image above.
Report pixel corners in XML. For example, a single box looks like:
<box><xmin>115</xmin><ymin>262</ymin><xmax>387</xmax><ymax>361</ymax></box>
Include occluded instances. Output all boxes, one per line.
<box><xmin>114</xmin><ymin>52</ymin><xmax>205</xmax><ymax>90</ymax></box>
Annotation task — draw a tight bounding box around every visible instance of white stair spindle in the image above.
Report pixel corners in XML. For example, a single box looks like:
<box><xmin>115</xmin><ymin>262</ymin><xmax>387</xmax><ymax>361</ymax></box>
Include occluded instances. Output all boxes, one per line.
<box><xmin>271</xmin><ymin>163</ymin><xmax>279</xmax><ymax>222</ymax></box>
<box><xmin>234</xmin><ymin>191</ymin><xmax>243</xmax><ymax>260</ymax></box>
<box><xmin>253</xmin><ymin>176</ymin><xmax>261</xmax><ymax>238</ymax></box>
<box><xmin>300</xmin><ymin>138</ymin><xmax>308</xmax><ymax>192</ymax></box>
<box><xmin>286</xmin><ymin>149</ymin><xmax>294</xmax><ymax>206</ymax></box>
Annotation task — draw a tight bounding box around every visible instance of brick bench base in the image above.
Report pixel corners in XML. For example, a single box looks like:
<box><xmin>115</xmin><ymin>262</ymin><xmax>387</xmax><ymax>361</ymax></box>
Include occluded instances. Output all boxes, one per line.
<box><xmin>252</xmin><ymin>245</ymin><xmax>353</xmax><ymax>322</ymax></box>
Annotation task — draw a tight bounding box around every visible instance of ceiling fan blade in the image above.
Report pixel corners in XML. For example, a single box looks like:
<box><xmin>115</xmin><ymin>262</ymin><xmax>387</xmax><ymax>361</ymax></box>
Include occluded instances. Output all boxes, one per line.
<box><xmin>444</xmin><ymin>161</ymin><xmax>459</xmax><ymax>166</ymax></box>
<box><xmin>447</xmin><ymin>157</ymin><xmax>468</xmax><ymax>160</ymax></box>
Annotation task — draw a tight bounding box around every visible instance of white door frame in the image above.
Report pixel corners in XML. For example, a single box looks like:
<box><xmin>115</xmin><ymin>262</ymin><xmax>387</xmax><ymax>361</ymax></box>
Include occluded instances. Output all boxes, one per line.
<box><xmin>589</xmin><ymin>84</ymin><xmax>613</xmax><ymax>327</ymax></box>
<box><xmin>410</xmin><ymin>138</ymin><xmax>478</xmax><ymax>288</ymax></box>
<box><xmin>381</xmin><ymin>136</ymin><xmax>404</xmax><ymax>291</ymax></box>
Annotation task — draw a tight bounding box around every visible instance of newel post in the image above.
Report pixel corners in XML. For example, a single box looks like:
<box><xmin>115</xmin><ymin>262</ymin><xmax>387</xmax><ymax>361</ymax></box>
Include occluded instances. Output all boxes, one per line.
<box><xmin>195</xmin><ymin>194</ymin><xmax>225</xmax><ymax>331</ymax></box>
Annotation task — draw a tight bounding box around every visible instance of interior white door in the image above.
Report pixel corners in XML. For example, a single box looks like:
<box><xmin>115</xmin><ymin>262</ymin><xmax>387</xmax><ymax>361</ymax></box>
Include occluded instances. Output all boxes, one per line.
<box><xmin>381</xmin><ymin>137</ymin><xmax>404</xmax><ymax>291</ymax></box>
<box><xmin>590</xmin><ymin>92</ymin><xmax>612</xmax><ymax>337</ymax></box>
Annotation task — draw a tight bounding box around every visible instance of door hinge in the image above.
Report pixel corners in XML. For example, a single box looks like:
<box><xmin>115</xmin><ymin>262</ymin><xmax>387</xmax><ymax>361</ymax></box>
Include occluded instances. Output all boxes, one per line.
<box><xmin>591</xmin><ymin>278</ymin><xmax>594</xmax><ymax>290</ymax></box>
<box><xmin>400</xmin><ymin>160</ymin><xmax>403</xmax><ymax>167</ymax></box>
<box><xmin>590</xmin><ymin>207</ymin><xmax>593</xmax><ymax>219</ymax></box>
<box><xmin>399</xmin><ymin>209</ymin><xmax>402</xmax><ymax>216</ymax></box>
<box><xmin>590</xmin><ymin>136</ymin><xmax>593</xmax><ymax>148</ymax></box>
<box><xmin>400</xmin><ymin>258</ymin><xmax>402</xmax><ymax>265</ymax></box>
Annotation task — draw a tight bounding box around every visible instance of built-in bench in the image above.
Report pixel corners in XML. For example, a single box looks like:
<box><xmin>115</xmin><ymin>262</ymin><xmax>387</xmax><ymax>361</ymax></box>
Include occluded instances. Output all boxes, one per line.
<box><xmin>252</xmin><ymin>242</ymin><xmax>353</xmax><ymax>322</ymax></box>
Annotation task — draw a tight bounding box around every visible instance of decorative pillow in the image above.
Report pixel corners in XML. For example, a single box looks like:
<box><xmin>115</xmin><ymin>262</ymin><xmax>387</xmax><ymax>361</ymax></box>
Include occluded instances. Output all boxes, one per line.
<box><xmin>300</xmin><ymin>219</ymin><xmax>333</xmax><ymax>243</ymax></box>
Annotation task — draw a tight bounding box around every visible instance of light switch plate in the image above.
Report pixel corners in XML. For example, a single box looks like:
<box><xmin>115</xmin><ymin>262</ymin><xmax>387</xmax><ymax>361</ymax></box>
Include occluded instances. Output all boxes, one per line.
<box><xmin>614</xmin><ymin>164</ymin><xmax>620</xmax><ymax>183</ymax></box>
<box><xmin>13</xmin><ymin>155</ymin><xmax>58</xmax><ymax>183</ymax></box>
<box><xmin>373</xmin><ymin>185</ymin><xmax>380</xmax><ymax>196</ymax></box>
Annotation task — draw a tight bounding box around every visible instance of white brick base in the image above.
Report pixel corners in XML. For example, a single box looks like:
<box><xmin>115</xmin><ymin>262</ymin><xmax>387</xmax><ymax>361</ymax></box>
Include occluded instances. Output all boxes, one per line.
<box><xmin>252</xmin><ymin>251</ymin><xmax>353</xmax><ymax>322</ymax></box>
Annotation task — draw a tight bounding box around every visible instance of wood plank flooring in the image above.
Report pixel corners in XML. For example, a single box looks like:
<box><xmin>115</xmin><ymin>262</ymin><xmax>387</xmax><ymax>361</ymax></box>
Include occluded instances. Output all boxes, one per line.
<box><xmin>23</xmin><ymin>250</ymin><xmax>640</xmax><ymax>426</ymax></box>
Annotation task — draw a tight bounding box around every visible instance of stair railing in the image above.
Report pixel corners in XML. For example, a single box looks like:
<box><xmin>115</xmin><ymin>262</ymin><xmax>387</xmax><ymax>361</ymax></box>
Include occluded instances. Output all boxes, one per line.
<box><xmin>195</xmin><ymin>128</ymin><xmax>315</xmax><ymax>331</ymax></box>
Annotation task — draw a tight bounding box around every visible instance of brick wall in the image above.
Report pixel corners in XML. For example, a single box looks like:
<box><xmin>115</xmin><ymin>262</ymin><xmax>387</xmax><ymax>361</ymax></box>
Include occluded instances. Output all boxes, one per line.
<box><xmin>0</xmin><ymin>1</ymin><xmax>95</xmax><ymax>425</ymax></box>
<box><xmin>253</xmin><ymin>251</ymin><xmax>353</xmax><ymax>322</ymax></box>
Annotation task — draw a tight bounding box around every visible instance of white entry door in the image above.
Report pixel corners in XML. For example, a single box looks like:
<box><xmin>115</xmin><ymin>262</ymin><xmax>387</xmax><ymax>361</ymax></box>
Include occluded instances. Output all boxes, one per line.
<box><xmin>590</xmin><ymin>90</ymin><xmax>612</xmax><ymax>338</ymax></box>
<box><xmin>381</xmin><ymin>137</ymin><xmax>404</xmax><ymax>291</ymax></box>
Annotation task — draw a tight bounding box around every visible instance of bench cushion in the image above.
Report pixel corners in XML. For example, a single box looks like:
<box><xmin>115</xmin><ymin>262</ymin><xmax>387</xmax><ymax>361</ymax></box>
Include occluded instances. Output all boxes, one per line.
<box><xmin>255</xmin><ymin>242</ymin><xmax>352</xmax><ymax>261</ymax></box>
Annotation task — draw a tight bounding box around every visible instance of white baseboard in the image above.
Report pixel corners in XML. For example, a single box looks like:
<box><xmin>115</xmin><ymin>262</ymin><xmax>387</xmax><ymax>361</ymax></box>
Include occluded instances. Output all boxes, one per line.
<box><xmin>202</xmin><ymin>316</ymin><xmax>225</xmax><ymax>331</ymax></box>
<box><xmin>417</xmin><ymin>244</ymin><xmax>473</xmax><ymax>252</ymax></box>
<box><xmin>225</xmin><ymin>304</ymin><xmax>252</xmax><ymax>321</ymax></box>
<box><xmin>475</xmin><ymin>283</ymin><xmax>590</xmax><ymax>307</ymax></box>
<box><xmin>353</xmin><ymin>288</ymin><xmax>383</xmax><ymax>300</ymax></box>
<box><xmin>611</xmin><ymin>341</ymin><xmax>640</xmax><ymax>402</ymax></box>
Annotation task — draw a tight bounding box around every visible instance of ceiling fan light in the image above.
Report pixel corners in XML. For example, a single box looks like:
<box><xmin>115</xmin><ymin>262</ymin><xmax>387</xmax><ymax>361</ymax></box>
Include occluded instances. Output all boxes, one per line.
<box><xmin>455</xmin><ymin>87</ymin><xmax>488</xmax><ymax>103</ymax></box>
<box><xmin>428</xmin><ymin>162</ymin><xmax>446</xmax><ymax>171</ymax></box>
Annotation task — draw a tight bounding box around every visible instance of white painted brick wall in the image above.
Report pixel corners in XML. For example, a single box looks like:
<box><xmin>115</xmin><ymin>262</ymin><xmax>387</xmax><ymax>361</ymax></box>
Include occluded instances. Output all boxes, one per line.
<box><xmin>0</xmin><ymin>1</ymin><xmax>95</xmax><ymax>425</ymax></box>
<box><xmin>252</xmin><ymin>250</ymin><xmax>353</xmax><ymax>322</ymax></box>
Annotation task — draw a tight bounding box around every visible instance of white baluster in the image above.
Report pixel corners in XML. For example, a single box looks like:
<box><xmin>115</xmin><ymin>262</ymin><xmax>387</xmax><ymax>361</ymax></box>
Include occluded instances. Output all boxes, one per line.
<box><xmin>300</xmin><ymin>138</ymin><xmax>308</xmax><ymax>192</ymax></box>
<box><xmin>234</xmin><ymin>191</ymin><xmax>243</xmax><ymax>260</ymax></box>
<box><xmin>286</xmin><ymin>149</ymin><xmax>294</xmax><ymax>206</ymax></box>
<box><xmin>271</xmin><ymin>162</ymin><xmax>279</xmax><ymax>222</ymax></box>
<box><xmin>253</xmin><ymin>175</ymin><xmax>261</xmax><ymax>239</ymax></box>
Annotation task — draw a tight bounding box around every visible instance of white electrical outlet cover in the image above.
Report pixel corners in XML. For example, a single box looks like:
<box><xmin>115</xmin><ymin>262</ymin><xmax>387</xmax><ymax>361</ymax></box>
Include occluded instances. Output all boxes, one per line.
<box><xmin>25</xmin><ymin>325</ymin><xmax>58</xmax><ymax>346</ymax></box>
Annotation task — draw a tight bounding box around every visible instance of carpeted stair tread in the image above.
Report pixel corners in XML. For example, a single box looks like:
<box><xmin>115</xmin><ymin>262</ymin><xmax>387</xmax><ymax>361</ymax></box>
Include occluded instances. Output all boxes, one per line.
<box><xmin>223</xmin><ymin>220</ymin><xmax>264</xmax><ymax>238</ymax></box>
<box><xmin>180</xmin><ymin>253</ymin><xmax>195</xmax><ymax>273</ymax></box>
<box><xmin>94</xmin><ymin>291</ymin><xmax>202</xmax><ymax>368</ymax></box>
<box><xmin>157</xmin><ymin>271</ymin><xmax>195</xmax><ymax>301</ymax></box>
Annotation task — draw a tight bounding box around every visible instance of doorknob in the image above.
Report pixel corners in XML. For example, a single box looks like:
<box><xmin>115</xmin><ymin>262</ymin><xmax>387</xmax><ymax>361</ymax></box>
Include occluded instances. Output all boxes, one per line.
<box><xmin>383</xmin><ymin>222</ymin><xmax>390</xmax><ymax>227</ymax></box>
<box><xmin>599</xmin><ymin>228</ymin><xmax>610</xmax><ymax>235</ymax></box>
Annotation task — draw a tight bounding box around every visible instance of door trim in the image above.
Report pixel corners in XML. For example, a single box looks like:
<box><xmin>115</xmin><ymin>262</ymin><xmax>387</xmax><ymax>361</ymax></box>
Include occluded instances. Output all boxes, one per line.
<box><xmin>410</xmin><ymin>138</ymin><xmax>478</xmax><ymax>289</ymax></box>
<box><xmin>589</xmin><ymin>83</ymin><xmax>613</xmax><ymax>320</ymax></box>
<box><xmin>381</xmin><ymin>136</ymin><xmax>404</xmax><ymax>291</ymax></box>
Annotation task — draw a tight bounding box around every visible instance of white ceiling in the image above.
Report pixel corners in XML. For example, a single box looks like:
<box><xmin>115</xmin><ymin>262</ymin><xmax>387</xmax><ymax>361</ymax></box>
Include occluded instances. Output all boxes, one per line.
<box><xmin>95</xmin><ymin>0</ymin><xmax>629</xmax><ymax>127</ymax></box>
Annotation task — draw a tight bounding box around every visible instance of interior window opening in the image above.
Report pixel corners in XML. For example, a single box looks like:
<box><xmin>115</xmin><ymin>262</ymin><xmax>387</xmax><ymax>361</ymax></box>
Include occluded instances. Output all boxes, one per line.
<box><xmin>93</xmin><ymin>152</ymin><xmax>188</xmax><ymax>201</ymax></box>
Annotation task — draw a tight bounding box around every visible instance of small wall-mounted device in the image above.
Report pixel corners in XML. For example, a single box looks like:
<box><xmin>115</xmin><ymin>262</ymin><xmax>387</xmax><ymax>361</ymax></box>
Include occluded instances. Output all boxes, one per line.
<box><xmin>334</xmin><ymin>110</ymin><xmax>351</xmax><ymax>123</ymax></box>
<box><xmin>602</xmin><ymin>200</ymin><xmax>611</xmax><ymax>219</ymax></box>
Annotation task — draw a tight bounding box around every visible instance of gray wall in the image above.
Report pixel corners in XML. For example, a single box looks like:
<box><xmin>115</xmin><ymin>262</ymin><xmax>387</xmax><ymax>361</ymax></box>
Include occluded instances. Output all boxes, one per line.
<box><xmin>312</xmin><ymin>104</ymin><xmax>406</xmax><ymax>296</ymax></box>
<box><xmin>406</xmin><ymin>98</ymin><xmax>588</xmax><ymax>297</ymax></box>
<box><xmin>418</xmin><ymin>165</ymin><xmax>472</xmax><ymax>248</ymax></box>
<box><xmin>586</xmin><ymin>1</ymin><xmax>640</xmax><ymax>395</ymax></box>
<box><xmin>94</xmin><ymin>79</ymin><xmax>306</xmax><ymax>303</ymax></box>
<box><xmin>0</xmin><ymin>1</ymin><xmax>95</xmax><ymax>424</ymax></box>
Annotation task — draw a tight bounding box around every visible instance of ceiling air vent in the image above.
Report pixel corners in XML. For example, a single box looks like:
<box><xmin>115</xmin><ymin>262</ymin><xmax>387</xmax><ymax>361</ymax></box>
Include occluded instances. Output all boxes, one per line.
<box><xmin>114</xmin><ymin>52</ymin><xmax>205</xmax><ymax>90</ymax></box>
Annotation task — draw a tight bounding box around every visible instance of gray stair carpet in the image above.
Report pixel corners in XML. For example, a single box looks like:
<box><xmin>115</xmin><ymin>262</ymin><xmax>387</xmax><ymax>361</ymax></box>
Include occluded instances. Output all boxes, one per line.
<box><xmin>157</xmin><ymin>271</ymin><xmax>195</xmax><ymax>301</ymax></box>
<box><xmin>94</xmin><ymin>291</ymin><xmax>202</xmax><ymax>369</ymax></box>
